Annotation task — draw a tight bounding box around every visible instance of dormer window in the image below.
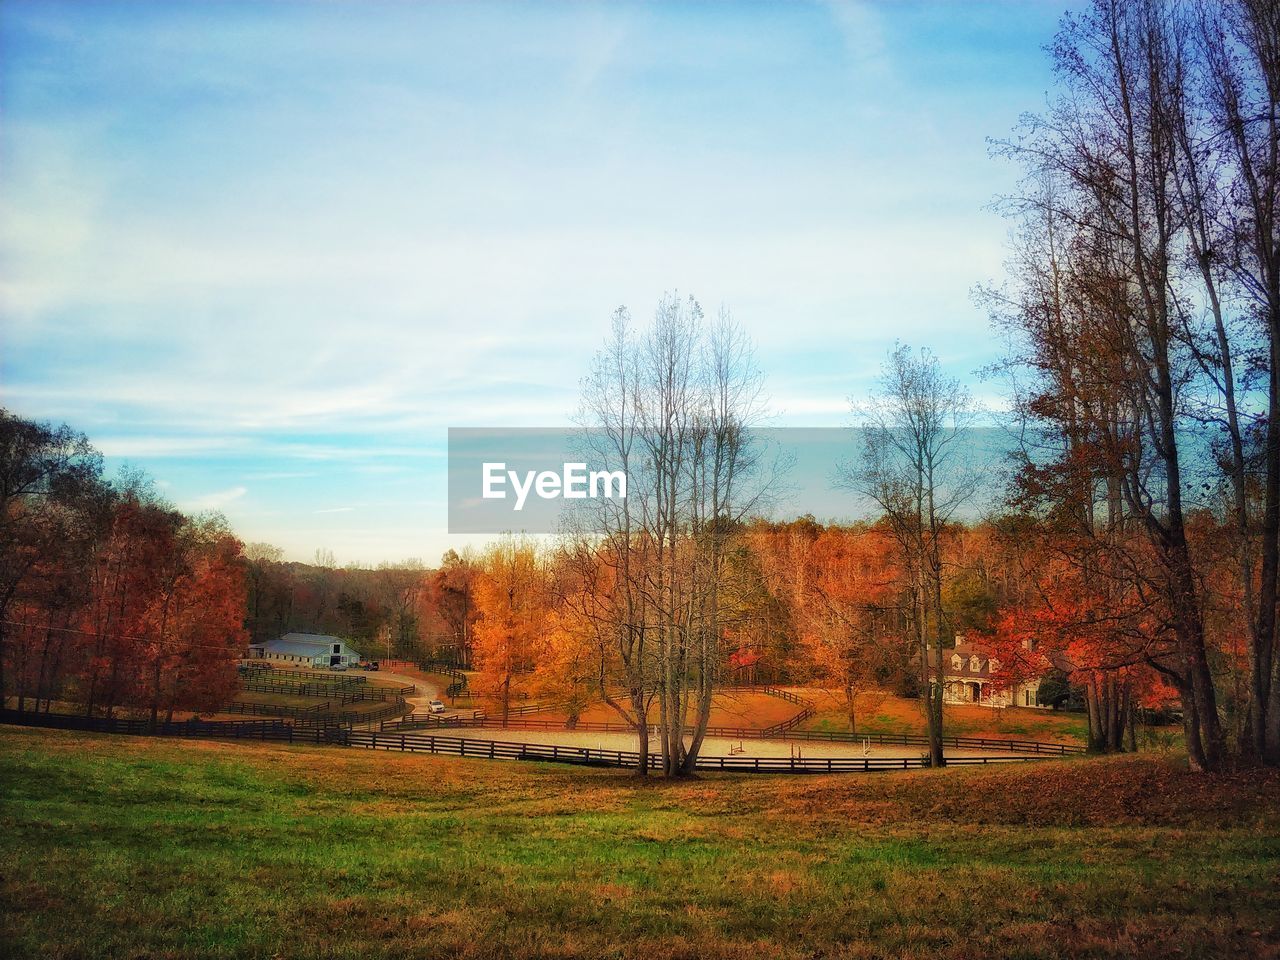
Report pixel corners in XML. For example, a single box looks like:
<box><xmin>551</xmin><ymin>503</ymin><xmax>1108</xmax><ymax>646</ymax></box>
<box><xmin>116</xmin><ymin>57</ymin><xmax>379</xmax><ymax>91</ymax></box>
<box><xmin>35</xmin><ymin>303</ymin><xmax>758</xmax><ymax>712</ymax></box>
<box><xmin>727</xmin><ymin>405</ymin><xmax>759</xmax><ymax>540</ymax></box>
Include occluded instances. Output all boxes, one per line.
<box><xmin>970</xmin><ymin>656</ymin><xmax>981</xmax><ymax>672</ymax></box>
<box><xmin>991</xmin><ymin>659</ymin><xmax>1001</xmax><ymax>673</ymax></box>
<box><xmin>951</xmin><ymin>655</ymin><xmax>963</xmax><ymax>670</ymax></box>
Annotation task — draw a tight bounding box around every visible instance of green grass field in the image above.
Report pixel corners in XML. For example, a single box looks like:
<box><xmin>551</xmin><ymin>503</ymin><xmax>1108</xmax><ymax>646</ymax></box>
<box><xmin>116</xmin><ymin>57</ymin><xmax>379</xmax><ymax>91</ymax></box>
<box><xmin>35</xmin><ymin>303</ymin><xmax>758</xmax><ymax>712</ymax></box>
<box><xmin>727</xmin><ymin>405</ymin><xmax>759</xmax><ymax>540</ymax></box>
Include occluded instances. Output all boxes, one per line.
<box><xmin>2</xmin><ymin>726</ymin><xmax>1278</xmax><ymax>959</ymax></box>
<box><xmin>231</xmin><ymin>689</ymin><xmax>403</xmax><ymax>719</ymax></box>
<box><xmin>797</xmin><ymin>692</ymin><xmax>1097</xmax><ymax>744</ymax></box>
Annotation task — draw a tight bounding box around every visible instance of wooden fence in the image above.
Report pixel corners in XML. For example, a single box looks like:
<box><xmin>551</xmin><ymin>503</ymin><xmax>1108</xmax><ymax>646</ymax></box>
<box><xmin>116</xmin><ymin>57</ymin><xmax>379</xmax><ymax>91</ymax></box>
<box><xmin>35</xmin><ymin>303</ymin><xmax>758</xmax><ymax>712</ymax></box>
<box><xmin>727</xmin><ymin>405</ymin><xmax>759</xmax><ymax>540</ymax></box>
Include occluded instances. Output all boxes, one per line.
<box><xmin>0</xmin><ymin>709</ymin><xmax>301</xmax><ymax>739</ymax></box>
<box><xmin>267</xmin><ymin>668</ymin><xmax>366</xmax><ymax>685</ymax></box>
<box><xmin>239</xmin><ymin>678</ymin><xmax>412</xmax><ymax>702</ymax></box>
<box><xmin>383</xmin><ymin>658</ymin><xmax>468</xmax><ymax>686</ymax></box>
<box><xmin>754</xmin><ymin>686</ymin><xmax>817</xmax><ymax>735</ymax></box>
<box><xmin>344</xmin><ymin>699</ymin><xmax>414</xmax><ymax>726</ymax></box>
<box><xmin>225</xmin><ymin>696</ymin><xmax>409</xmax><ymax>725</ymax></box>
<box><xmin>379</xmin><ymin>681</ymin><xmax>1085</xmax><ymax>757</ymax></box>
<box><xmin>225</xmin><ymin>699</ymin><xmax>341</xmax><ymax>719</ymax></box>
<box><xmin>0</xmin><ymin>710</ymin><xmax>1060</xmax><ymax>773</ymax></box>
<box><xmin>379</xmin><ymin>712</ymin><xmax>1084</xmax><ymax>755</ymax></box>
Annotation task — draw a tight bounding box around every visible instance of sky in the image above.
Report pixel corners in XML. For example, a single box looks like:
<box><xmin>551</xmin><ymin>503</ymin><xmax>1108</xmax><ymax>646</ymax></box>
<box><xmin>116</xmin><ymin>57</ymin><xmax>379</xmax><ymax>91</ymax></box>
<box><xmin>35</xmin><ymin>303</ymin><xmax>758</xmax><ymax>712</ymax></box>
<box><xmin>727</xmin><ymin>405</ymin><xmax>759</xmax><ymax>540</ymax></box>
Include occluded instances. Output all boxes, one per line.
<box><xmin>0</xmin><ymin>0</ymin><xmax>1077</xmax><ymax>565</ymax></box>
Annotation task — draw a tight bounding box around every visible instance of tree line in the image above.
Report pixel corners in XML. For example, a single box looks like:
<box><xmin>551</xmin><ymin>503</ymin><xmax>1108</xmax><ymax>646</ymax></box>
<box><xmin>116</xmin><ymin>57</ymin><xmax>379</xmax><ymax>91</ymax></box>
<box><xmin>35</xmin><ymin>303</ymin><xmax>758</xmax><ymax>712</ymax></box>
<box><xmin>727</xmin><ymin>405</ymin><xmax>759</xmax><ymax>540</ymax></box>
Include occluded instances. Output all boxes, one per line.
<box><xmin>0</xmin><ymin>413</ymin><xmax>247</xmax><ymax>723</ymax></box>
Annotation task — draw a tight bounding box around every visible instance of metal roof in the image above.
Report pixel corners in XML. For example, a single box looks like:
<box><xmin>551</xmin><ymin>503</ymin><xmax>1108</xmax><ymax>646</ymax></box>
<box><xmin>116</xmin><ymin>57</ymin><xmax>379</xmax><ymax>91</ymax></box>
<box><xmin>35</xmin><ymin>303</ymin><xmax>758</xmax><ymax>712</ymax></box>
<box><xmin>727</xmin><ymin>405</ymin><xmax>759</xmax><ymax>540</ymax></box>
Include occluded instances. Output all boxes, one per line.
<box><xmin>249</xmin><ymin>633</ymin><xmax>360</xmax><ymax>658</ymax></box>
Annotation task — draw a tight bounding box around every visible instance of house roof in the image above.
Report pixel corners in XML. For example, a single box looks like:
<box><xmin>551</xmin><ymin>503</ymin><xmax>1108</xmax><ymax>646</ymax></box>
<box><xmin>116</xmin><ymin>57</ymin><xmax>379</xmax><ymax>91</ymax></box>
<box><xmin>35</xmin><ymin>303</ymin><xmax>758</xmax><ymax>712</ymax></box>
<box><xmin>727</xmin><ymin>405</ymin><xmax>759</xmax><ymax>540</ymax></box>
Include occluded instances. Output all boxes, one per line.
<box><xmin>923</xmin><ymin>641</ymin><xmax>1052</xmax><ymax>681</ymax></box>
<box><xmin>249</xmin><ymin>633</ymin><xmax>360</xmax><ymax>658</ymax></box>
<box><xmin>926</xmin><ymin>643</ymin><xmax>993</xmax><ymax>680</ymax></box>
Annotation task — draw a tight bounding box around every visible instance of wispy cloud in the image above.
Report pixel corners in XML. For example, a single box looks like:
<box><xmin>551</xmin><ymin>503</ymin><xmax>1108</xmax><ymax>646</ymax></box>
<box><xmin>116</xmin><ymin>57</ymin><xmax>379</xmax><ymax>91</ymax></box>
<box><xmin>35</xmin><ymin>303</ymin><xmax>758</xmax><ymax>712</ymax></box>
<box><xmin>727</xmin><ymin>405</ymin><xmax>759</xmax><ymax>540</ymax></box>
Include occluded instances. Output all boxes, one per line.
<box><xmin>95</xmin><ymin>436</ymin><xmax>246</xmax><ymax>458</ymax></box>
<box><xmin>820</xmin><ymin>0</ymin><xmax>891</xmax><ymax>78</ymax></box>
<box><xmin>186</xmin><ymin>485</ymin><xmax>248</xmax><ymax>510</ymax></box>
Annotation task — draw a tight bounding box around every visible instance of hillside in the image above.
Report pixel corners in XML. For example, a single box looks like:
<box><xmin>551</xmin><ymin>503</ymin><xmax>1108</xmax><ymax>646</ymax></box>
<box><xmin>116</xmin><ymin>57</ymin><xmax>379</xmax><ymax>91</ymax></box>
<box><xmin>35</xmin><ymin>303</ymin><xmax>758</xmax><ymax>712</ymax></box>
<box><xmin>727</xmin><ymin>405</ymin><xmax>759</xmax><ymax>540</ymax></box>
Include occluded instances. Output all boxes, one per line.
<box><xmin>2</xmin><ymin>726</ymin><xmax>1278</xmax><ymax>959</ymax></box>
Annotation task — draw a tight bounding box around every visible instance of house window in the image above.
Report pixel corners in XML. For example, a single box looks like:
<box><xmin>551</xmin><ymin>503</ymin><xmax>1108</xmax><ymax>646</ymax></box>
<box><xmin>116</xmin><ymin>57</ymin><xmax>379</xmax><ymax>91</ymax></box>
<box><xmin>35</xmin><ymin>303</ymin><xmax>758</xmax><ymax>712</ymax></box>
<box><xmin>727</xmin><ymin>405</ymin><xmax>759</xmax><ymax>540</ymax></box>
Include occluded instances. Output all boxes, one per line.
<box><xmin>970</xmin><ymin>656</ymin><xmax>981</xmax><ymax>672</ymax></box>
<box><xmin>1025</xmin><ymin>690</ymin><xmax>1032</xmax><ymax>706</ymax></box>
<box><xmin>951</xmin><ymin>655</ymin><xmax>962</xmax><ymax>670</ymax></box>
<box><xmin>333</xmin><ymin>644</ymin><xmax>341</xmax><ymax>654</ymax></box>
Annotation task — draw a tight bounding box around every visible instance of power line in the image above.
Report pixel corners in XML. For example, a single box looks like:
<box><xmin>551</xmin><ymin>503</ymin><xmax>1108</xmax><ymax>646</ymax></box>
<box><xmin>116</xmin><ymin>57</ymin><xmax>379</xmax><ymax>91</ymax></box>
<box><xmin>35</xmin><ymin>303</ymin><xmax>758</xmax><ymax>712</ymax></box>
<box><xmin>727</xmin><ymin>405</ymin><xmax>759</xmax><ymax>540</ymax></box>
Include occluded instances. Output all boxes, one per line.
<box><xmin>0</xmin><ymin>618</ymin><xmax>247</xmax><ymax>652</ymax></box>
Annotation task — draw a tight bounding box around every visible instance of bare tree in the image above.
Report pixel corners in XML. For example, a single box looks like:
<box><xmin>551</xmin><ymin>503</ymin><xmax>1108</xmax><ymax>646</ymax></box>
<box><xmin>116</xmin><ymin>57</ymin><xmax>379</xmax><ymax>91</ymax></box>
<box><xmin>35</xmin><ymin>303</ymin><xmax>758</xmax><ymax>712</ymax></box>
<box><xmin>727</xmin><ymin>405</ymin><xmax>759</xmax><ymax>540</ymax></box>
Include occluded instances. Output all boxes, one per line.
<box><xmin>845</xmin><ymin>344</ymin><xmax>980</xmax><ymax>767</ymax></box>
<box><xmin>573</xmin><ymin>294</ymin><xmax>770</xmax><ymax>776</ymax></box>
<box><xmin>375</xmin><ymin>559</ymin><xmax>426</xmax><ymax>659</ymax></box>
<box><xmin>1191</xmin><ymin>0</ymin><xmax>1280</xmax><ymax>761</ymax></box>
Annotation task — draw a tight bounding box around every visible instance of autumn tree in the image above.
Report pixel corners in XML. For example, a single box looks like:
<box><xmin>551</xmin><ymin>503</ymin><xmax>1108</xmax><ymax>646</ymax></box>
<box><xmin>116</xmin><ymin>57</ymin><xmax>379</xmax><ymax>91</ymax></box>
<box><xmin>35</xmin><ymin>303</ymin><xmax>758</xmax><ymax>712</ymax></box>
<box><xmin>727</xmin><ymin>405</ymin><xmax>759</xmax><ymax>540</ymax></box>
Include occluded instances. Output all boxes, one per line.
<box><xmin>242</xmin><ymin>542</ymin><xmax>284</xmax><ymax>640</ymax></box>
<box><xmin>749</xmin><ymin>520</ymin><xmax>905</xmax><ymax>732</ymax></box>
<box><xmin>0</xmin><ymin>411</ymin><xmax>104</xmax><ymax>707</ymax></box>
<box><xmin>986</xmin><ymin>0</ymin><xmax>1280</xmax><ymax>769</ymax></box>
<box><xmin>1190</xmin><ymin>0</ymin><xmax>1280</xmax><ymax>762</ymax></box>
<box><xmin>374</xmin><ymin>559</ymin><xmax>427</xmax><ymax>660</ymax></box>
<box><xmin>432</xmin><ymin>549</ymin><xmax>478</xmax><ymax>667</ymax></box>
<box><xmin>471</xmin><ymin>539</ymin><xmax>549</xmax><ymax>725</ymax></box>
<box><xmin>133</xmin><ymin>515</ymin><xmax>248</xmax><ymax>725</ymax></box>
<box><xmin>530</xmin><ymin>578</ymin><xmax>600</xmax><ymax>727</ymax></box>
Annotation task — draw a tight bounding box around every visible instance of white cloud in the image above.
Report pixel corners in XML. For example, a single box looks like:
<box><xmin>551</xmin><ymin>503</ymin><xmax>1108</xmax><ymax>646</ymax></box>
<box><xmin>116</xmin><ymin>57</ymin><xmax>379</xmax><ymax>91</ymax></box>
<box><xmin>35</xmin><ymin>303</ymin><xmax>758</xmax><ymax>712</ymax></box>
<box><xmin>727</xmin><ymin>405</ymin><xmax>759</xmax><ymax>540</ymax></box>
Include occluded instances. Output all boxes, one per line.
<box><xmin>820</xmin><ymin>0</ymin><xmax>891</xmax><ymax>78</ymax></box>
<box><xmin>186</xmin><ymin>485</ymin><xmax>248</xmax><ymax>510</ymax></box>
<box><xmin>94</xmin><ymin>436</ymin><xmax>247</xmax><ymax>458</ymax></box>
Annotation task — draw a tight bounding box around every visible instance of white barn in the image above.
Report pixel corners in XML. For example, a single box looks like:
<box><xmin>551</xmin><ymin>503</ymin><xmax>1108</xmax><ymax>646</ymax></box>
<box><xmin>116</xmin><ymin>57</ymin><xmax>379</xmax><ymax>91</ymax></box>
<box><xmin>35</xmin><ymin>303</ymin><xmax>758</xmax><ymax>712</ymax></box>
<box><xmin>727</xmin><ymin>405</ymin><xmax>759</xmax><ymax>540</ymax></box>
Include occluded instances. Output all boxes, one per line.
<box><xmin>248</xmin><ymin>633</ymin><xmax>362</xmax><ymax>668</ymax></box>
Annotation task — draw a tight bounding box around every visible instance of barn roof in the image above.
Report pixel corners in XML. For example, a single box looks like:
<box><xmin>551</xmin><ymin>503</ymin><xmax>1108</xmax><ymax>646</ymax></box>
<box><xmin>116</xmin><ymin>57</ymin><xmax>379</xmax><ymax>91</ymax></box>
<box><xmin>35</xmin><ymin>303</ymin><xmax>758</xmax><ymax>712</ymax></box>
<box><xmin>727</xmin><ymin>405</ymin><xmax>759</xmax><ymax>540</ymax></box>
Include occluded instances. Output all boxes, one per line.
<box><xmin>250</xmin><ymin>633</ymin><xmax>360</xmax><ymax>658</ymax></box>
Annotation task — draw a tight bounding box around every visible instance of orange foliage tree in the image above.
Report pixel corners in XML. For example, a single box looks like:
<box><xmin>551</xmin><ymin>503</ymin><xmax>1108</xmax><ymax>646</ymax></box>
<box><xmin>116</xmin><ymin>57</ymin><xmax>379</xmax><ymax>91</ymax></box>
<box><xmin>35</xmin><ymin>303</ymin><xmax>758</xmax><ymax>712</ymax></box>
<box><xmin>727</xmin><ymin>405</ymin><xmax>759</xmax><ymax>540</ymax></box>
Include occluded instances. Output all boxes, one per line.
<box><xmin>750</xmin><ymin>519</ymin><xmax>907</xmax><ymax>731</ymax></box>
<box><xmin>471</xmin><ymin>539</ymin><xmax>549</xmax><ymax>725</ymax></box>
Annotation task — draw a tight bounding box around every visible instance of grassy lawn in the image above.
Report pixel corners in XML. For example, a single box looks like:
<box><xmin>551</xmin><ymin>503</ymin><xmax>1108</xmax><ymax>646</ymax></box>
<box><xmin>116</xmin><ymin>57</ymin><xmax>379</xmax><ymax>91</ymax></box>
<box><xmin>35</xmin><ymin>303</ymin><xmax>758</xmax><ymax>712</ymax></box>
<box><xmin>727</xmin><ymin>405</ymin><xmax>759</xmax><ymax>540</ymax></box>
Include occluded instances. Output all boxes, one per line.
<box><xmin>228</xmin><ymin>691</ymin><xmax>402</xmax><ymax>722</ymax></box>
<box><xmin>3</xmin><ymin>727</ymin><xmax>1278</xmax><ymax>958</ymax></box>
<box><xmin>797</xmin><ymin>691</ymin><xmax>1095</xmax><ymax>744</ymax></box>
<box><xmin>249</xmin><ymin>669</ymin><xmax>411</xmax><ymax>692</ymax></box>
<box><xmin>233</xmin><ymin>689</ymin><xmax>329</xmax><ymax>709</ymax></box>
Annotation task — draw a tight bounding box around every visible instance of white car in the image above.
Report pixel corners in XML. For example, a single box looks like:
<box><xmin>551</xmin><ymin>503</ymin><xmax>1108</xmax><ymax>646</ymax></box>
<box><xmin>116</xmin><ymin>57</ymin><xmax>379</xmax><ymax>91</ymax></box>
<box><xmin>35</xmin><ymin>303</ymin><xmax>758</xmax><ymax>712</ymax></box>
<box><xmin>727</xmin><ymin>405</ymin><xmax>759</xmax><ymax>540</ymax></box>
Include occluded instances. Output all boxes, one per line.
<box><xmin>427</xmin><ymin>699</ymin><xmax>446</xmax><ymax>714</ymax></box>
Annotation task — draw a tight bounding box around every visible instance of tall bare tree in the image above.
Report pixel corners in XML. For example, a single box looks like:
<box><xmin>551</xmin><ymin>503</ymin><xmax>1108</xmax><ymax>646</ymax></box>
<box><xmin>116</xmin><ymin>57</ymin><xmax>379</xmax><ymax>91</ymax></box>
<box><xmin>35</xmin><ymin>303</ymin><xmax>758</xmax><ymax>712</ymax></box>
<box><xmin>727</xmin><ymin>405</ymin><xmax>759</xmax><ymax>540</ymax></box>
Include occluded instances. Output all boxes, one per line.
<box><xmin>990</xmin><ymin>0</ymin><xmax>1260</xmax><ymax>769</ymax></box>
<box><xmin>574</xmin><ymin>294</ymin><xmax>769</xmax><ymax>776</ymax></box>
<box><xmin>1192</xmin><ymin>0</ymin><xmax>1280</xmax><ymax>761</ymax></box>
<box><xmin>847</xmin><ymin>344</ymin><xmax>980</xmax><ymax>766</ymax></box>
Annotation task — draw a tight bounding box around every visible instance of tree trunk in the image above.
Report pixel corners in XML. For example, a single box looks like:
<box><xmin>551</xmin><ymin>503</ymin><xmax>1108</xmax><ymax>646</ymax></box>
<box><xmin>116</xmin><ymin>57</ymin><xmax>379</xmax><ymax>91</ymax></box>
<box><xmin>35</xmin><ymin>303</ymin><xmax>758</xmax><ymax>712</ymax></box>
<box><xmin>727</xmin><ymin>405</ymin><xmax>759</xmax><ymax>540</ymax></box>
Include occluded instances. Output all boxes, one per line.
<box><xmin>844</xmin><ymin>680</ymin><xmax>856</xmax><ymax>734</ymax></box>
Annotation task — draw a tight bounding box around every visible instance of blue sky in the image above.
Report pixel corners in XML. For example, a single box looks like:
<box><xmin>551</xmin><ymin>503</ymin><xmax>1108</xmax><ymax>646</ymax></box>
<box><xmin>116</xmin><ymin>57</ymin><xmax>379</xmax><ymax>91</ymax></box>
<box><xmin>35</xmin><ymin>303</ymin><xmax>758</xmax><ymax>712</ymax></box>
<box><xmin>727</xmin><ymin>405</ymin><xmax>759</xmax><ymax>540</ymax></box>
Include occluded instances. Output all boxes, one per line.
<box><xmin>0</xmin><ymin>0</ymin><xmax>1074</xmax><ymax>564</ymax></box>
